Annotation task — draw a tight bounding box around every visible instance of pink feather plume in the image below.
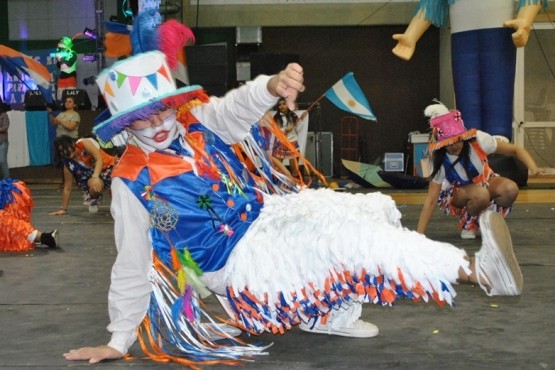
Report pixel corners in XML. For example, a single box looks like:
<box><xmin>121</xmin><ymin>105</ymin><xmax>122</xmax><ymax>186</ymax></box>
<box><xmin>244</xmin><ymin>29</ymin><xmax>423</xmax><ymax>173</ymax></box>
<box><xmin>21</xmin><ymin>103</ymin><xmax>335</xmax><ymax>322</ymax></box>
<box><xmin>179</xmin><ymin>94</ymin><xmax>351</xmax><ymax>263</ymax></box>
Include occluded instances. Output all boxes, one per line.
<box><xmin>158</xmin><ymin>20</ymin><xmax>195</xmax><ymax>70</ymax></box>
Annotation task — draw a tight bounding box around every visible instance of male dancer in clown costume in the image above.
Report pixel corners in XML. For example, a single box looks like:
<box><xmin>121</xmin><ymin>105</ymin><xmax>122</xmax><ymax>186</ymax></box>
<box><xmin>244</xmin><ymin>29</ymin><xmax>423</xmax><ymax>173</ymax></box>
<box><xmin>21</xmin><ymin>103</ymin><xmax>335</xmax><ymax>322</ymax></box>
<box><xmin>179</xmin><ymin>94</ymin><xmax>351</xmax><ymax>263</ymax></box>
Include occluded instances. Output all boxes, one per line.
<box><xmin>392</xmin><ymin>0</ymin><xmax>546</xmax><ymax>140</ymax></box>
<box><xmin>64</xmin><ymin>51</ymin><xmax>524</xmax><ymax>366</ymax></box>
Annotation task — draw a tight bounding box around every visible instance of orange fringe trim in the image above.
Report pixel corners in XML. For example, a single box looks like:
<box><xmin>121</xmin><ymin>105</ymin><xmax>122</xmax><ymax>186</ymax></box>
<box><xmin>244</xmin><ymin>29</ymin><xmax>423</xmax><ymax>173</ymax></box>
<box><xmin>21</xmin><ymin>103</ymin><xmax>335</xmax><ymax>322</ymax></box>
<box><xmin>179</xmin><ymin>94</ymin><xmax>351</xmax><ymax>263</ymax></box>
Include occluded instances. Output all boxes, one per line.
<box><xmin>137</xmin><ymin>252</ymin><xmax>257</xmax><ymax>367</ymax></box>
<box><xmin>137</xmin><ymin>316</ymin><xmax>244</xmax><ymax>369</ymax></box>
<box><xmin>428</xmin><ymin>128</ymin><xmax>477</xmax><ymax>152</ymax></box>
<box><xmin>3</xmin><ymin>180</ymin><xmax>34</xmax><ymax>222</ymax></box>
<box><xmin>259</xmin><ymin>114</ymin><xmax>327</xmax><ymax>187</ymax></box>
<box><xmin>1</xmin><ymin>180</ymin><xmax>35</xmax><ymax>252</ymax></box>
<box><xmin>228</xmin><ymin>265</ymin><xmax>450</xmax><ymax>335</ymax></box>
<box><xmin>0</xmin><ymin>211</ymin><xmax>35</xmax><ymax>252</ymax></box>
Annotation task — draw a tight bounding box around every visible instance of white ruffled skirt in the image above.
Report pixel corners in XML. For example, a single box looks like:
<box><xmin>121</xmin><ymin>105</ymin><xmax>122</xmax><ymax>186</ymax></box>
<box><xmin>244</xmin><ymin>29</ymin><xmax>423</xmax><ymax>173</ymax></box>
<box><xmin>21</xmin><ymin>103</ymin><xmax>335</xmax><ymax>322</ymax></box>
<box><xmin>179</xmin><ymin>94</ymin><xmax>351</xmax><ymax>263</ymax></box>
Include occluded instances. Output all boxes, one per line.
<box><xmin>203</xmin><ymin>188</ymin><xmax>469</xmax><ymax>334</ymax></box>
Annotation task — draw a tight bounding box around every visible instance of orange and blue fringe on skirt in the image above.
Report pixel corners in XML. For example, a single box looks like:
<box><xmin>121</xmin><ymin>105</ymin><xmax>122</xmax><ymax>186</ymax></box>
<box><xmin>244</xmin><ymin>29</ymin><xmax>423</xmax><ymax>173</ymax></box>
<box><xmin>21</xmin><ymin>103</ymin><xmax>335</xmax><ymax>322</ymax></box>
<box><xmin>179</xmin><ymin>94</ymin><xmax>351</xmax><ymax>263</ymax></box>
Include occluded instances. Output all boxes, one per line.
<box><xmin>234</xmin><ymin>115</ymin><xmax>326</xmax><ymax>193</ymax></box>
<box><xmin>1</xmin><ymin>178</ymin><xmax>34</xmax><ymax>221</ymax></box>
<box><xmin>137</xmin><ymin>251</ymin><xmax>453</xmax><ymax>366</ymax></box>
<box><xmin>136</xmin><ymin>249</ymin><xmax>269</xmax><ymax>369</ymax></box>
<box><xmin>226</xmin><ymin>265</ymin><xmax>451</xmax><ymax>335</ymax></box>
<box><xmin>1</xmin><ymin>179</ymin><xmax>35</xmax><ymax>252</ymax></box>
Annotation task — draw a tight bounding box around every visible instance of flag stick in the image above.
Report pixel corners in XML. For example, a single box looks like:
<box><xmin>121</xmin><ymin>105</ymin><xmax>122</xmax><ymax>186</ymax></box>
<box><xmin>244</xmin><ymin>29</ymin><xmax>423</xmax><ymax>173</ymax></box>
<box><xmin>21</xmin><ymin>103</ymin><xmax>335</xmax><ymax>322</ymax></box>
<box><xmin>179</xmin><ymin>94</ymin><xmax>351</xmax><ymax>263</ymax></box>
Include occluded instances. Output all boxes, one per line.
<box><xmin>301</xmin><ymin>93</ymin><xmax>325</xmax><ymax>116</ymax></box>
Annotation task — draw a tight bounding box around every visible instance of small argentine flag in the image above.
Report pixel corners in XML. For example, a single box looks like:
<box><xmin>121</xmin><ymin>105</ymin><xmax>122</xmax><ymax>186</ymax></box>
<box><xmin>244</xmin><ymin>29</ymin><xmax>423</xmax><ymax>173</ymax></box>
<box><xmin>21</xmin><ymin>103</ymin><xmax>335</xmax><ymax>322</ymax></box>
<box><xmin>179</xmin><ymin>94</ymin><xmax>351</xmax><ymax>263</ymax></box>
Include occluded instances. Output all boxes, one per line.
<box><xmin>324</xmin><ymin>72</ymin><xmax>376</xmax><ymax>121</ymax></box>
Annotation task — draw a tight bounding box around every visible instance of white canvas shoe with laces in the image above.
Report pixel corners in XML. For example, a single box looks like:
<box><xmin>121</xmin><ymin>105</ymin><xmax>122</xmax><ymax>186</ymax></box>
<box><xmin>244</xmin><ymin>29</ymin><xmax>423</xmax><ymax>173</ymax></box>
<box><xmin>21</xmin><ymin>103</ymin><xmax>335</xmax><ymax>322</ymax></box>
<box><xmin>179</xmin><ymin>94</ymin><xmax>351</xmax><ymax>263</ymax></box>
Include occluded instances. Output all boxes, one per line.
<box><xmin>299</xmin><ymin>319</ymin><xmax>379</xmax><ymax>338</ymax></box>
<box><xmin>200</xmin><ymin>323</ymin><xmax>242</xmax><ymax>341</ymax></box>
<box><xmin>299</xmin><ymin>303</ymin><xmax>379</xmax><ymax>338</ymax></box>
<box><xmin>474</xmin><ymin>211</ymin><xmax>523</xmax><ymax>296</ymax></box>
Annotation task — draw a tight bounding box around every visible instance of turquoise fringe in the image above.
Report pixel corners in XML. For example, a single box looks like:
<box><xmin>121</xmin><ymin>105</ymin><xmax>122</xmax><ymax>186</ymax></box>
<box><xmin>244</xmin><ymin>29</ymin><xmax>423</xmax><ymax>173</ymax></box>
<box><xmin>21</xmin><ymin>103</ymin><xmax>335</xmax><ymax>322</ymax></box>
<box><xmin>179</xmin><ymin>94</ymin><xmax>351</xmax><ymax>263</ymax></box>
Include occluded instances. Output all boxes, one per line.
<box><xmin>416</xmin><ymin>0</ymin><xmax>547</xmax><ymax>28</ymax></box>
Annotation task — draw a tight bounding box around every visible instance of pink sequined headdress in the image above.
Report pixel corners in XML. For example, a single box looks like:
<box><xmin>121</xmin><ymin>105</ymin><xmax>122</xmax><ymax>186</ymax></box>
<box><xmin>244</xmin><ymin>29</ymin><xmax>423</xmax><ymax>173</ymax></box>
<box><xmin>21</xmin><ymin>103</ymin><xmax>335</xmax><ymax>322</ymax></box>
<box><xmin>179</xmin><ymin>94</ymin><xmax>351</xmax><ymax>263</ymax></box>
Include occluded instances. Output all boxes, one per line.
<box><xmin>425</xmin><ymin>103</ymin><xmax>476</xmax><ymax>152</ymax></box>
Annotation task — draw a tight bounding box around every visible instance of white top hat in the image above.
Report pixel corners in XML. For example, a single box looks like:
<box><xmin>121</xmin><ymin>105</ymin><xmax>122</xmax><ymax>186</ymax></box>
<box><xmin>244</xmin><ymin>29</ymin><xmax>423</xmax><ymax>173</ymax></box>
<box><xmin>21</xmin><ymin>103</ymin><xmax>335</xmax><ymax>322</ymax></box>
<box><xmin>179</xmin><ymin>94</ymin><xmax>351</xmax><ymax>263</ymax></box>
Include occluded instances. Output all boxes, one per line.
<box><xmin>93</xmin><ymin>51</ymin><xmax>207</xmax><ymax>142</ymax></box>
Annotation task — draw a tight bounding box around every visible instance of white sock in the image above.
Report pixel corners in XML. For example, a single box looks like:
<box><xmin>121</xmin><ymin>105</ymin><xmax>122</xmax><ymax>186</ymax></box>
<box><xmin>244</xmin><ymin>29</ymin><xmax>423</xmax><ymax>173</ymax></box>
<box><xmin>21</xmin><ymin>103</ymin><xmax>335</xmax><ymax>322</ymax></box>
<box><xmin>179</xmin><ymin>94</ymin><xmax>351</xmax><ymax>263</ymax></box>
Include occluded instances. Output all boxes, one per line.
<box><xmin>28</xmin><ymin>230</ymin><xmax>39</xmax><ymax>243</ymax></box>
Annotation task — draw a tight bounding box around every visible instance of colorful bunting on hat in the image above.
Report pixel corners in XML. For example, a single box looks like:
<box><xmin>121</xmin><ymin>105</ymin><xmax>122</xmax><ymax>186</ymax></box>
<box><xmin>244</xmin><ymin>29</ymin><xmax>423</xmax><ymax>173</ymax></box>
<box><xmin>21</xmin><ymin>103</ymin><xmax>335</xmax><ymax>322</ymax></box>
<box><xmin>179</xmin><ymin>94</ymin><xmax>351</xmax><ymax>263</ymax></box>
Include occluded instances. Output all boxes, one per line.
<box><xmin>103</xmin><ymin>81</ymin><xmax>114</xmax><ymax>97</ymax></box>
<box><xmin>103</xmin><ymin>64</ymin><xmax>171</xmax><ymax>98</ymax></box>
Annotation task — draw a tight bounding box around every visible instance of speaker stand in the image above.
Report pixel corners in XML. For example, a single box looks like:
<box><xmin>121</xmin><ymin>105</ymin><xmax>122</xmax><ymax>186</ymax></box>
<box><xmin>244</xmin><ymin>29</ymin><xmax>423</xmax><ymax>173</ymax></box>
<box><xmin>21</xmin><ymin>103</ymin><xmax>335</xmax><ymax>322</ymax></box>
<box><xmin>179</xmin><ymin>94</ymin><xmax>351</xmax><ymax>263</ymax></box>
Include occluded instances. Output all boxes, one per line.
<box><xmin>299</xmin><ymin>101</ymin><xmax>323</xmax><ymax>183</ymax></box>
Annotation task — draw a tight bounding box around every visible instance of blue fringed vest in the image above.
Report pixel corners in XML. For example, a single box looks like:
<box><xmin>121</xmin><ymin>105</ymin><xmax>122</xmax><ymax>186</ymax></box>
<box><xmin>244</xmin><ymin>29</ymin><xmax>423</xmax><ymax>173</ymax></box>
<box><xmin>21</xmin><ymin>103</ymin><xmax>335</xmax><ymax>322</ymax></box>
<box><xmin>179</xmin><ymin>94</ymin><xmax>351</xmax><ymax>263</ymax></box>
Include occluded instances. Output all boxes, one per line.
<box><xmin>116</xmin><ymin>123</ymin><xmax>264</xmax><ymax>272</ymax></box>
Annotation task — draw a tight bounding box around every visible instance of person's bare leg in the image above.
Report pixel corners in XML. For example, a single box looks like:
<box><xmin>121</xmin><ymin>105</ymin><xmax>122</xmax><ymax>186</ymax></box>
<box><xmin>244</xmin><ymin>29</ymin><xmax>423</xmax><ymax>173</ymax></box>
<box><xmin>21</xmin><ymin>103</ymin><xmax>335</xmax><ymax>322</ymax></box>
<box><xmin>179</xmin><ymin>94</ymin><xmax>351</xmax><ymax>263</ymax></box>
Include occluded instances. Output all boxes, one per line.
<box><xmin>488</xmin><ymin>176</ymin><xmax>519</xmax><ymax>207</ymax></box>
<box><xmin>453</xmin><ymin>184</ymin><xmax>490</xmax><ymax>216</ymax></box>
<box><xmin>458</xmin><ymin>257</ymin><xmax>488</xmax><ymax>286</ymax></box>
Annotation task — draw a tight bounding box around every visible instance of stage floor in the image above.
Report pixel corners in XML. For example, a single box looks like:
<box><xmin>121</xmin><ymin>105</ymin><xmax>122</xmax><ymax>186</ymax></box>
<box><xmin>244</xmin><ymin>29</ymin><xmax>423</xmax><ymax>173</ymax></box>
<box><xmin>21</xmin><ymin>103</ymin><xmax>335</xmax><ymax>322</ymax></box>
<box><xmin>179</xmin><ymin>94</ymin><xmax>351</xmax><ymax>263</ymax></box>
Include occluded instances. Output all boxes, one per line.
<box><xmin>1</xmin><ymin>183</ymin><xmax>554</xmax><ymax>369</ymax></box>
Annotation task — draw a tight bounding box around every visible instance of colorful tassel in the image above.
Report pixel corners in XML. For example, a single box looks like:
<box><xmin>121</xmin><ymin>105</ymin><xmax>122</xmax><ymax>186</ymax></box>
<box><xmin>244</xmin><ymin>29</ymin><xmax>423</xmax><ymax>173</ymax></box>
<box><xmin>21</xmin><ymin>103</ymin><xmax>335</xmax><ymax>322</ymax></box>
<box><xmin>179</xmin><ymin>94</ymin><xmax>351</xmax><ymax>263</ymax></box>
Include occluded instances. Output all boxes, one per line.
<box><xmin>137</xmin><ymin>252</ymin><xmax>269</xmax><ymax>367</ymax></box>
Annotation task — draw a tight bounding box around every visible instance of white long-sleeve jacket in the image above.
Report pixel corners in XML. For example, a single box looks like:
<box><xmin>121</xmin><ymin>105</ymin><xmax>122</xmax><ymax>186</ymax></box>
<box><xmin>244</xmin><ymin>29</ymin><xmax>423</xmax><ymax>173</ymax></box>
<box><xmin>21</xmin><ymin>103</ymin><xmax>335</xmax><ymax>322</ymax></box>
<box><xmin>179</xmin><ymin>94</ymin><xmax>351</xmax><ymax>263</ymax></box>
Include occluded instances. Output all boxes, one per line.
<box><xmin>106</xmin><ymin>75</ymin><xmax>277</xmax><ymax>355</ymax></box>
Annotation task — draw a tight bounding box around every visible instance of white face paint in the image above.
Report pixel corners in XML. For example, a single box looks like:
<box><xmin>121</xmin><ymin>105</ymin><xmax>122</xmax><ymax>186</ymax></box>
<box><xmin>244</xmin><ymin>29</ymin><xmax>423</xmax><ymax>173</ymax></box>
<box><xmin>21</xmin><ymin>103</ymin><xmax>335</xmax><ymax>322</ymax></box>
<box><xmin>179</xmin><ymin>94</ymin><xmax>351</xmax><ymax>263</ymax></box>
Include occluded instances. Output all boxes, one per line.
<box><xmin>128</xmin><ymin>108</ymin><xmax>178</xmax><ymax>152</ymax></box>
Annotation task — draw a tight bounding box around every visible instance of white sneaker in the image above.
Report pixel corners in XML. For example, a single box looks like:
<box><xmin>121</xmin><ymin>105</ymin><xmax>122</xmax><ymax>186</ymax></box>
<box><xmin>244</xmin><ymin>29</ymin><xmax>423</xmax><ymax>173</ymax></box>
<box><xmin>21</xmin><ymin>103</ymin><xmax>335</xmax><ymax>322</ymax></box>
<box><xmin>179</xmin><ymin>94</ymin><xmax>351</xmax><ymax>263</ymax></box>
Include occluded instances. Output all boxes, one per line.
<box><xmin>216</xmin><ymin>295</ymin><xmax>237</xmax><ymax>320</ymax></box>
<box><xmin>88</xmin><ymin>205</ymin><xmax>99</xmax><ymax>213</ymax></box>
<box><xmin>299</xmin><ymin>319</ymin><xmax>379</xmax><ymax>338</ymax></box>
<box><xmin>474</xmin><ymin>211</ymin><xmax>523</xmax><ymax>296</ymax></box>
<box><xmin>200</xmin><ymin>323</ymin><xmax>242</xmax><ymax>341</ymax></box>
<box><xmin>461</xmin><ymin>229</ymin><xmax>477</xmax><ymax>239</ymax></box>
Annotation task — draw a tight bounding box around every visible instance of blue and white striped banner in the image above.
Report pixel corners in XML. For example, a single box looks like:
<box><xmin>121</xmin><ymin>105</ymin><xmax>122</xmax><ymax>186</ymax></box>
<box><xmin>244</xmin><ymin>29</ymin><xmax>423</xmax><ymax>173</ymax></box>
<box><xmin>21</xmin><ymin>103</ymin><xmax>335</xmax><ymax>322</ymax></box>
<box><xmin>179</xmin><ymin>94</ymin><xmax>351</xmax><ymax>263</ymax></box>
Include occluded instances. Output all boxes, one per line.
<box><xmin>324</xmin><ymin>72</ymin><xmax>376</xmax><ymax>121</ymax></box>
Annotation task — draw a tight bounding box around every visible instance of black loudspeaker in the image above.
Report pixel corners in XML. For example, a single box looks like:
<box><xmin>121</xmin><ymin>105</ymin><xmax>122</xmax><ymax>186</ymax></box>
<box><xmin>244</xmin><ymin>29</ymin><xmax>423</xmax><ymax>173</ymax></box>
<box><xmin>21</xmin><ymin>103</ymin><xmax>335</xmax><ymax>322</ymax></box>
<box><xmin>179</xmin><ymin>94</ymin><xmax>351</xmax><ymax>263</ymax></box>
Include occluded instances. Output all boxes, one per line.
<box><xmin>24</xmin><ymin>90</ymin><xmax>47</xmax><ymax>111</ymax></box>
<box><xmin>62</xmin><ymin>89</ymin><xmax>92</xmax><ymax>110</ymax></box>
<box><xmin>250</xmin><ymin>53</ymin><xmax>300</xmax><ymax>79</ymax></box>
<box><xmin>488</xmin><ymin>153</ymin><xmax>529</xmax><ymax>187</ymax></box>
<box><xmin>305</xmin><ymin>131</ymin><xmax>333</xmax><ymax>177</ymax></box>
<box><xmin>0</xmin><ymin>97</ymin><xmax>10</xmax><ymax>111</ymax></box>
<box><xmin>187</xmin><ymin>44</ymin><xmax>229</xmax><ymax>96</ymax></box>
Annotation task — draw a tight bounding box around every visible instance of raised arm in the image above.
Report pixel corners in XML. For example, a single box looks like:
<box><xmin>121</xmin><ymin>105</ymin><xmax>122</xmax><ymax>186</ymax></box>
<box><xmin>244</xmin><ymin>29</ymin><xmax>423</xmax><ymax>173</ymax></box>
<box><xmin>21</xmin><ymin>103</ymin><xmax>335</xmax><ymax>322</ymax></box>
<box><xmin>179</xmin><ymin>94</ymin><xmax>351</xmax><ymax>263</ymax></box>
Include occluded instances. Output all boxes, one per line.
<box><xmin>266</xmin><ymin>63</ymin><xmax>305</xmax><ymax>111</ymax></box>
<box><xmin>392</xmin><ymin>10</ymin><xmax>432</xmax><ymax>61</ymax></box>
<box><xmin>494</xmin><ymin>140</ymin><xmax>540</xmax><ymax>176</ymax></box>
<box><xmin>193</xmin><ymin>63</ymin><xmax>305</xmax><ymax>144</ymax></box>
<box><xmin>503</xmin><ymin>2</ymin><xmax>543</xmax><ymax>48</ymax></box>
<box><xmin>46</xmin><ymin>106</ymin><xmax>57</xmax><ymax>127</ymax></box>
<box><xmin>47</xmin><ymin>108</ymin><xmax>79</xmax><ymax>132</ymax></box>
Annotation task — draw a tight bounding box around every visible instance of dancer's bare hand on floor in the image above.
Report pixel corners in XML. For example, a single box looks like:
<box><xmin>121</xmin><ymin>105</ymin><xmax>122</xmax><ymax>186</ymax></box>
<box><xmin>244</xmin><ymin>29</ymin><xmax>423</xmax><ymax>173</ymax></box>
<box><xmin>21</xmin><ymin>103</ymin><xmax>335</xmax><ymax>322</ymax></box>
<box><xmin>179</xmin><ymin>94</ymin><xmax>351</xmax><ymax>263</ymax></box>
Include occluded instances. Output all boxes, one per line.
<box><xmin>48</xmin><ymin>209</ymin><xmax>67</xmax><ymax>216</ymax></box>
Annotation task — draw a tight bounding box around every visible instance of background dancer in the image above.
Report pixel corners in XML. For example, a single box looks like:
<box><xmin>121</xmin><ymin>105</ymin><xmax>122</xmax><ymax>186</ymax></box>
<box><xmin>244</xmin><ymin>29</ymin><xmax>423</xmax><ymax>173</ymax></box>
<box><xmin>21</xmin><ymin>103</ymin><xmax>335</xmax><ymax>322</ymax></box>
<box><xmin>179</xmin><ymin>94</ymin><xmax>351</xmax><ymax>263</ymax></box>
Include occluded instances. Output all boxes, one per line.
<box><xmin>417</xmin><ymin>102</ymin><xmax>539</xmax><ymax>239</ymax></box>
<box><xmin>1</xmin><ymin>178</ymin><xmax>57</xmax><ymax>251</ymax></box>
